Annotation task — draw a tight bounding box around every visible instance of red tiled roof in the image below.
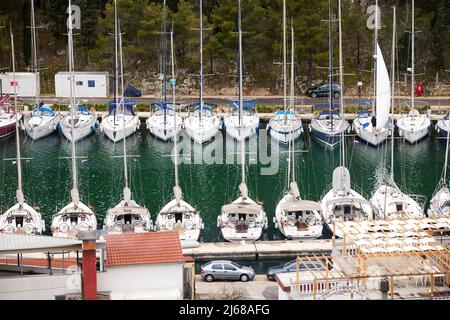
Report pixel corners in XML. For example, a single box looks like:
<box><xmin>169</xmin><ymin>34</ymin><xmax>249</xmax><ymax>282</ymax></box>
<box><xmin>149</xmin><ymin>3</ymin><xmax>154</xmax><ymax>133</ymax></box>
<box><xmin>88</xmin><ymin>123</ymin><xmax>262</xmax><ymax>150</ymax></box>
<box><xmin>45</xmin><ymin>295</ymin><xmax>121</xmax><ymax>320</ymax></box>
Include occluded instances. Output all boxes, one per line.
<box><xmin>104</xmin><ymin>231</ymin><xmax>184</xmax><ymax>267</ymax></box>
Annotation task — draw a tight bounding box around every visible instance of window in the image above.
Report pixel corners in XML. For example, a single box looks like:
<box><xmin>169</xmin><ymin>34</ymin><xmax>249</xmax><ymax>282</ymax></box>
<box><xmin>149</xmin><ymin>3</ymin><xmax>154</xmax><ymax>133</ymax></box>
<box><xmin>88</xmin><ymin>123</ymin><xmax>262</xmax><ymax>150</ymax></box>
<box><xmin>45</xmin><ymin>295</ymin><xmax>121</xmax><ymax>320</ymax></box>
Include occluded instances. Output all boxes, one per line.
<box><xmin>88</xmin><ymin>80</ymin><xmax>95</xmax><ymax>88</ymax></box>
<box><xmin>223</xmin><ymin>264</ymin><xmax>237</xmax><ymax>271</ymax></box>
<box><xmin>10</xmin><ymin>81</ymin><xmax>18</xmax><ymax>87</ymax></box>
<box><xmin>212</xmin><ymin>264</ymin><xmax>223</xmax><ymax>270</ymax></box>
<box><xmin>76</xmin><ymin>81</ymin><xmax>83</xmax><ymax>86</ymax></box>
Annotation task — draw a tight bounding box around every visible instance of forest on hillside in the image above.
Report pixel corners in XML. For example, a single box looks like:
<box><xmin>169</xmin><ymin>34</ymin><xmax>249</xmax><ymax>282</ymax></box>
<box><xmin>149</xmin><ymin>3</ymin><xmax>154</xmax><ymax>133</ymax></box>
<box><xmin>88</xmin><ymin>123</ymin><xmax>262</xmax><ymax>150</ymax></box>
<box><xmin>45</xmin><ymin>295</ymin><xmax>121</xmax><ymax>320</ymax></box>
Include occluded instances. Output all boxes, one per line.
<box><xmin>0</xmin><ymin>0</ymin><xmax>449</xmax><ymax>96</ymax></box>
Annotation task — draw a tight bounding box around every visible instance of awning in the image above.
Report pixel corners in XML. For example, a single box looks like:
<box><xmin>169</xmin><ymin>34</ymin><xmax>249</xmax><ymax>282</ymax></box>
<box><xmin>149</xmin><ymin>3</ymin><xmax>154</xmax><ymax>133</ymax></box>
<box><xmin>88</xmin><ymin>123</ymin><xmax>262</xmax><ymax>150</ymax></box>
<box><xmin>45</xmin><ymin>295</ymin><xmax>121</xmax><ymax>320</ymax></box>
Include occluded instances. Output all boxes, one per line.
<box><xmin>0</xmin><ymin>233</ymin><xmax>82</xmax><ymax>254</ymax></box>
<box><xmin>222</xmin><ymin>203</ymin><xmax>262</xmax><ymax>215</ymax></box>
<box><xmin>280</xmin><ymin>200</ymin><xmax>321</xmax><ymax>212</ymax></box>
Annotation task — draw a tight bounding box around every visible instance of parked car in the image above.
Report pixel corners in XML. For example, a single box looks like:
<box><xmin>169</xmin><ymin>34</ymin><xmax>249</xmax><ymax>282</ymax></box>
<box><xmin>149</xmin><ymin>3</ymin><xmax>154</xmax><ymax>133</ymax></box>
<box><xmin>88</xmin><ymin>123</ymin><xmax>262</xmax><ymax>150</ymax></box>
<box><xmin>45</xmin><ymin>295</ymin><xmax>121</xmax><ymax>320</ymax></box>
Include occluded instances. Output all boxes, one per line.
<box><xmin>200</xmin><ymin>260</ymin><xmax>255</xmax><ymax>282</ymax></box>
<box><xmin>306</xmin><ymin>83</ymin><xmax>341</xmax><ymax>98</ymax></box>
<box><xmin>266</xmin><ymin>259</ymin><xmax>326</xmax><ymax>281</ymax></box>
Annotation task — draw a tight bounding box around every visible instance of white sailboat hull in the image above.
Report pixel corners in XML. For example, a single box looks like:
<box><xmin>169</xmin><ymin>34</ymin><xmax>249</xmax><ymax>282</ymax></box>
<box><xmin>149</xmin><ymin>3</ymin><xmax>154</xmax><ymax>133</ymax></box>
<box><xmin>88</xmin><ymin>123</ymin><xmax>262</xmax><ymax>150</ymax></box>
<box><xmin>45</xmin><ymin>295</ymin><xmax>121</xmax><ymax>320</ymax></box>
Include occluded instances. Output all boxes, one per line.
<box><xmin>370</xmin><ymin>184</ymin><xmax>424</xmax><ymax>220</ymax></box>
<box><xmin>397</xmin><ymin>113</ymin><xmax>430</xmax><ymax>144</ymax></box>
<box><xmin>146</xmin><ymin>114</ymin><xmax>182</xmax><ymax>141</ymax></box>
<box><xmin>60</xmin><ymin>112</ymin><xmax>98</xmax><ymax>142</ymax></box>
<box><xmin>321</xmin><ymin>188</ymin><xmax>373</xmax><ymax>238</ymax></box>
<box><xmin>428</xmin><ymin>187</ymin><xmax>450</xmax><ymax>217</ymax></box>
<box><xmin>274</xmin><ymin>193</ymin><xmax>322</xmax><ymax>240</ymax></box>
<box><xmin>24</xmin><ymin>114</ymin><xmax>59</xmax><ymax>140</ymax></box>
<box><xmin>224</xmin><ymin>114</ymin><xmax>259</xmax><ymax>141</ymax></box>
<box><xmin>102</xmin><ymin>114</ymin><xmax>140</xmax><ymax>143</ymax></box>
<box><xmin>268</xmin><ymin>114</ymin><xmax>303</xmax><ymax>143</ymax></box>
<box><xmin>155</xmin><ymin>199</ymin><xmax>203</xmax><ymax>241</ymax></box>
<box><xmin>218</xmin><ymin>196</ymin><xmax>267</xmax><ymax>242</ymax></box>
<box><xmin>353</xmin><ymin>117</ymin><xmax>390</xmax><ymax>146</ymax></box>
<box><xmin>0</xmin><ymin>202</ymin><xmax>45</xmax><ymax>235</ymax></box>
<box><xmin>104</xmin><ymin>199</ymin><xmax>153</xmax><ymax>234</ymax></box>
<box><xmin>310</xmin><ymin>118</ymin><xmax>349</xmax><ymax>147</ymax></box>
<box><xmin>51</xmin><ymin>201</ymin><xmax>97</xmax><ymax>238</ymax></box>
<box><xmin>185</xmin><ymin>115</ymin><xmax>221</xmax><ymax>144</ymax></box>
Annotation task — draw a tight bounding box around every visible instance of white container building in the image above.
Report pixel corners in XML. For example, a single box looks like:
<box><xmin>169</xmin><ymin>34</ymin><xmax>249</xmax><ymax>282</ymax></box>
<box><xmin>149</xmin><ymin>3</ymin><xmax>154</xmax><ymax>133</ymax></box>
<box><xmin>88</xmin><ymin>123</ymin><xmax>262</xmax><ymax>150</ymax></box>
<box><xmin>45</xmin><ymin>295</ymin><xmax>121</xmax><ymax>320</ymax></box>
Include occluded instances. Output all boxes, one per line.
<box><xmin>0</xmin><ymin>72</ymin><xmax>40</xmax><ymax>97</ymax></box>
<box><xmin>55</xmin><ymin>71</ymin><xmax>109</xmax><ymax>98</ymax></box>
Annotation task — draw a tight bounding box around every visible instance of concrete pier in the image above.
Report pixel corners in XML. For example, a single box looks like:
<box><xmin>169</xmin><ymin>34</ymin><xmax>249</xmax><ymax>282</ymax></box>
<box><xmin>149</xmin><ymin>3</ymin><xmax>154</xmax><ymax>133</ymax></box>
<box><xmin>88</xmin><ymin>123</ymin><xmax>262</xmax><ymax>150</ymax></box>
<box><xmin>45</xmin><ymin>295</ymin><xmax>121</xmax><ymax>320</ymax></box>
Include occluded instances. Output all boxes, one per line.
<box><xmin>182</xmin><ymin>239</ymin><xmax>332</xmax><ymax>260</ymax></box>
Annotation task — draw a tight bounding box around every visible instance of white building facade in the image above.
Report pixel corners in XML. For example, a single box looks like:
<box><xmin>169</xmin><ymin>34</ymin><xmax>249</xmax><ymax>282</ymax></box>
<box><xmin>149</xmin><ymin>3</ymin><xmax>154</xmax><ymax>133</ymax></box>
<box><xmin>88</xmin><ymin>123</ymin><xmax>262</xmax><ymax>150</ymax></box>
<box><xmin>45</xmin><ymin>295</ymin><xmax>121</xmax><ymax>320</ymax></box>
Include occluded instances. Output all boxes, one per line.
<box><xmin>55</xmin><ymin>72</ymin><xmax>109</xmax><ymax>98</ymax></box>
<box><xmin>0</xmin><ymin>72</ymin><xmax>40</xmax><ymax>97</ymax></box>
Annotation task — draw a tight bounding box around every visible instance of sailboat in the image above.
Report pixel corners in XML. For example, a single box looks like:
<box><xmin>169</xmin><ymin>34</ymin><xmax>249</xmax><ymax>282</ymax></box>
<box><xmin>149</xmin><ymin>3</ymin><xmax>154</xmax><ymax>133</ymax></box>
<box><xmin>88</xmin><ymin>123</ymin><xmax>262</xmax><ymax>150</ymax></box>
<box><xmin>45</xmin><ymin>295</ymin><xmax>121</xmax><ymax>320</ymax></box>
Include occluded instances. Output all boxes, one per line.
<box><xmin>267</xmin><ymin>0</ymin><xmax>303</xmax><ymax>144</ymax></box>
<box><xmin>147</xmin><ymin>0</ymin><xmax>182</xmax><ymax>142</ymax></box>
<box><xmin>223</xmin><ymin>1</ymin><xmax>259</xmax><ymax>142</ymax></box>
<box><xmin>428</xmin><ymin>109</ymin><xmax>450</xmax><ymax>217</ymax></box>
<box><xmin>155</xmin><ymin>28</ymin><xmax>204</xmax><ymax>241</ymax></box>
<box><xmin>217</xmin><ymin>0</ymin><xmax>268</xmax><ymax>242</ymax></box>
<box><xmin>396</xmin><ymin>0</ymin><xmax>430</xmax><ymax>144</ymax></box>
<box><xmin>353</xmin><ymin>1</ymin><xmax>390</xmax><ymax>146</ymax></box>
<box><xmin>320</xmin><ymin>0</ymin><xmax>373</xmax><ymax>238</ymax></box>
<box><xmin>0</xmin><ymin>27</ymin><xmax>45</xmax><ymax>235</ymax></box>
<box><xmin>370</xmin><ymin>6</ymin><xmax>424</xmax><ymax>220</ymax></box>
<box><xmin>104</xmin><ymin>17</ymin><xmax>153</xmax><ymax>234</ymax></box>
<box><xmin>101</xmin><ymin>2</ymin><xmax>139</xmax><ymax>143</ymax></box>
<box><xmin>310</xmin><ymin>0</ymin><xmax>349</xmax><ymax>147</ymax></box>
<box><xmin>274</xmin><ymin>25</ymin><xmax>323</xmax><ymax>239</ymax></box>
<box><xmin>24</xmin><ymin>0</ymin><xmax>59</xmax><ymax>140</ymax></box>
<box><xmin>184</xmin><ymin>0</ymin><xmax>221</xmax><ymax>144</ymax></box>
<box><xmin>51</xmin><ymin>0</ymin><xmax>97</xmax><ymax>238</ymax></box>
<box><xmin>0</xmin><ymin>95</ymin><xmax>21</xmax><ymax>139</ymax></box>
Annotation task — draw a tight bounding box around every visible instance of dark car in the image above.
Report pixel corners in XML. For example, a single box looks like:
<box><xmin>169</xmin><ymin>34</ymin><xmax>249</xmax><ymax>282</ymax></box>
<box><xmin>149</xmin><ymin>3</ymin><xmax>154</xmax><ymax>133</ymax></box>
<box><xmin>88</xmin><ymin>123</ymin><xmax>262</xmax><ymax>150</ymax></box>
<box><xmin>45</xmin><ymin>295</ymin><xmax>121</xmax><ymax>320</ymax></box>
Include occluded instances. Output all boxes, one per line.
<box><xmin>200</xmin><ymin>260</ymin><xmax>255</xmax><ymax>282</ymax></box>
<box><xmin>306</xmin><ymin>83</ymin><xmax>341</xmax><ymax>98</ymax></box>
<box><xmin>266</xmin><ymin>259</ymin><xmax>326</xmax><ymax>281</ymax></box>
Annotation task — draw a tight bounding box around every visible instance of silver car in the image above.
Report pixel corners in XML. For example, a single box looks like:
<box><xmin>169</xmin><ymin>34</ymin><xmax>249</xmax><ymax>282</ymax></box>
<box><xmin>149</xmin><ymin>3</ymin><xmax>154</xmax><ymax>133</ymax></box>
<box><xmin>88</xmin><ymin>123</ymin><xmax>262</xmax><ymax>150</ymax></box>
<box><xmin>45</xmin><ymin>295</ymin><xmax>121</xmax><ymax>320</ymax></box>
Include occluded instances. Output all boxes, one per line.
<box><xmin>200</xmin><ymin>260</ymin><xmax>255</xmax><ymax>282</ymax></box>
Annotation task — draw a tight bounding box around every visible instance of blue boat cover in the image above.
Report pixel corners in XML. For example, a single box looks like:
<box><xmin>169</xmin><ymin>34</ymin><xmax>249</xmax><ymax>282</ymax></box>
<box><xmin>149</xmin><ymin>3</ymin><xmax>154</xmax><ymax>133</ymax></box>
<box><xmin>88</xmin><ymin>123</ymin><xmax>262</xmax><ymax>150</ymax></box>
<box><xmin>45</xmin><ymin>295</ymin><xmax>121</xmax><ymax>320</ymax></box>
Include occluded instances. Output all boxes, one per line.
<box><xmin>228</xmin><ymin>101</ymin><xmax>256</xmax><ymax>109</ymax></box>
<box><xmin>151</xmin><ymin>101</ymin><xmax>180</xmax><ymax>111</ymax></box>
<box><xmin>275</xmin><ymin>110</ymin><xmax>294</xmax><ymax>115</ymax></box>
<box><xmin>124</xmin><ymin>85</ymin><xmax>142</xmax><ymax>97</ymax></box>
<box><xmin>108</xmin><ymin>99</ymin><xmax>136</xmax><ymax>115</ymax></box>
<box><xmin>33</xmin><ymin>107</ymin><xmax>55</xmax><ymax>117</ymax></box>
<box><xmin>188</xmin><ymin>102</ymin><xmax>217</xmax><ymax>109</ymax></box>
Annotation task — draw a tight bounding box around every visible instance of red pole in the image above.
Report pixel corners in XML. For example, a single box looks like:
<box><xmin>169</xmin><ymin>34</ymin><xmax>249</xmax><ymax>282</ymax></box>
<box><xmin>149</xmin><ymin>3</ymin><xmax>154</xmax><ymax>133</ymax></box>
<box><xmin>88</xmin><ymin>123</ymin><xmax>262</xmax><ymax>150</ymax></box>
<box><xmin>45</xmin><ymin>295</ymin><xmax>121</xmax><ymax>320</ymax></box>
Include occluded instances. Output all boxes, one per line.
<box><xmin>82</xmin><ymin>239</ymin><xmax>97</xmax><ymax>300</ymax></box>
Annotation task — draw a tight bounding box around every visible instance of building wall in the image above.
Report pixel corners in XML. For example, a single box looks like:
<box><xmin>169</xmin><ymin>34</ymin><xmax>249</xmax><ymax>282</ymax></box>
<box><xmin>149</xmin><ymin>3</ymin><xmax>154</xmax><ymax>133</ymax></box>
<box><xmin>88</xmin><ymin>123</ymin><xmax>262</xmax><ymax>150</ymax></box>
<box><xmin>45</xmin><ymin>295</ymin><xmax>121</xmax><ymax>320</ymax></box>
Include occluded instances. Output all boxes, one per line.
<box><xmin>0</xmin><ymin>273</ymin><xmax>80</xmax><ymax>300</ymax></box>
<box><xmin>0</xmin><ymin>73</ymin><xmax>40</xmax><ymax>97</ymax></box>
<box><xmin>97</xmin><ymin>263</ymin><xmax>184</xmax><ymax>299</ymax></box>
<box><xmin>55</xmin><ymin>73</ymin><xmax>109</xmax><ymax>98</ymax></box>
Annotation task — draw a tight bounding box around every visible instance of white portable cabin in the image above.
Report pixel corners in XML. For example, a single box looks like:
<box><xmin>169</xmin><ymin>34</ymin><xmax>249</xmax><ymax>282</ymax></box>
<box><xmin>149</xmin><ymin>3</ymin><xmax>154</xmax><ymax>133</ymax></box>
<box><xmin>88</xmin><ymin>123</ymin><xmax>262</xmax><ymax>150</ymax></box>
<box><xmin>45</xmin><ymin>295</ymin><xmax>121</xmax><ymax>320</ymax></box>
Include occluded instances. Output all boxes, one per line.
<box><xmin>0</xmin><ymin>72</ymin><xmax>40</xmax><ymax>97</ymax></box>
<box><xmin>55</xmin><ymin>72</ymin><xmax>109</xmax><ymax>98</ymax></box>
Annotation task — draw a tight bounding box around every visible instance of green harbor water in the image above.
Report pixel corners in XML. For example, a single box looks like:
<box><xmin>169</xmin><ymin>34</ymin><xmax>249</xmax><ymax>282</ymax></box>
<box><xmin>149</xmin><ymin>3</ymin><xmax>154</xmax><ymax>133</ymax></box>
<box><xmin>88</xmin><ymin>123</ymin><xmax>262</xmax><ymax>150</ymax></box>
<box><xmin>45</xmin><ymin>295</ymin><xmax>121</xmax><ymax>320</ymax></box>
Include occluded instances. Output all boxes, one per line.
<box><xmin>0</xmin><ymin>123</ymin><xmax>446</xmax><ymax>242</ymax></box>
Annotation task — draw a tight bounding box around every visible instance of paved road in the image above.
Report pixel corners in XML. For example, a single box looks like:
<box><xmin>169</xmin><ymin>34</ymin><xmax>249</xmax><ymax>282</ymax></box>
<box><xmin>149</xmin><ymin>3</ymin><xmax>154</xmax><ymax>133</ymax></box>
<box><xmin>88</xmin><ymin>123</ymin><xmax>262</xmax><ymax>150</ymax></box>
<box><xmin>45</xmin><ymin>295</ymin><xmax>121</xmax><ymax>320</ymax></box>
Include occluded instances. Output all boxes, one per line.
<box><xmin>17</xmin><ymin>95</ymin><xmax>450</xmax><ymax>107</ymax></box>
<box><xmin>195</xmin><ymin>275</ymin><xmax>278</xmax><ymax>300</ymax></box>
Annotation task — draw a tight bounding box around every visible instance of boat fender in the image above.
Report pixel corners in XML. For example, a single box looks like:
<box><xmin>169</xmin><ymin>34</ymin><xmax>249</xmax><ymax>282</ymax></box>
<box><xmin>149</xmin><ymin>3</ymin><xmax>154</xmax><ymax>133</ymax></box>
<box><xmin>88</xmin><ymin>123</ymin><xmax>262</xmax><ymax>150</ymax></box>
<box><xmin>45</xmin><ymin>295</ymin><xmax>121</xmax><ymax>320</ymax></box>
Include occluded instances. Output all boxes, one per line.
<box><xmin>398</xmin><ymin>129</ymin><xmax>403</xmax><ymax>137</ymax></box>
<box><xmin>272</xmin><ymin>217</ymin><xmax>276</xmax><ymax>224</ymax></box>
<box><xmin>274</xmin><ymin>222</ymin><xmax>278</xmax><ymax>229</ymax></box>
<box><xmin>308</xmin><ymin>124</ymin><xmax>312</xmax><ymax>132</ymax></box>
<box><xmin>347</xmin><ymin>126</ymin><xmax>351</xmax><ymax>134</ymax></box>
<box><xmin>100</xmin><ymin>123</ymin><xmax>104</xmax><ymax>132</ymax></box>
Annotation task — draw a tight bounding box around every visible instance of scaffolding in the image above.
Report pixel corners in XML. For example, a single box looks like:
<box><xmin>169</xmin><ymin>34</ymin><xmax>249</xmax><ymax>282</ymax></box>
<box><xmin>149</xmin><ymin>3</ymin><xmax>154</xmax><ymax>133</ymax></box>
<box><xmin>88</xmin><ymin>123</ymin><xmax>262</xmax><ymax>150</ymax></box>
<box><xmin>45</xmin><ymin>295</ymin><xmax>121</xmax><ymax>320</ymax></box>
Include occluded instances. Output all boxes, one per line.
<box><xmin>294</xmin><ymin>217</ymin><xmax>450</xmax><ymax>300</ymax></box>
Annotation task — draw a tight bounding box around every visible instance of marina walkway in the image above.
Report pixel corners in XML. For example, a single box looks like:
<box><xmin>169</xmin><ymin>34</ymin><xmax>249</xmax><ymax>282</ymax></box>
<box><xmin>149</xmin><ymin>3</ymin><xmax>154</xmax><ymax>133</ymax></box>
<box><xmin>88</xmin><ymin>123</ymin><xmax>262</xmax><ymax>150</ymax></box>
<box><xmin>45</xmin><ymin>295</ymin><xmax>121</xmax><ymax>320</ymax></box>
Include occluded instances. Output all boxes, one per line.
<box><xmin>182</xmin><ymin>239</ymin><xmax>332</xmax><ymax>260</ymax></box>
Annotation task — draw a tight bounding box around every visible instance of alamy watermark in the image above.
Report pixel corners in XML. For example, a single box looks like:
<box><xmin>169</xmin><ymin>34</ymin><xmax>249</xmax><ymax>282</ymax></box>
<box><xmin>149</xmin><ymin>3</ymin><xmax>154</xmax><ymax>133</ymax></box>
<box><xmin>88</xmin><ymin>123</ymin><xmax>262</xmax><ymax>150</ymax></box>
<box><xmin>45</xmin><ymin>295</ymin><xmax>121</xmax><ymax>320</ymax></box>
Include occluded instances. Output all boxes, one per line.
<box><xmin>170</xmin><ymin>129</ymin><xmax>280</xmax><ymax>176</ymax></box>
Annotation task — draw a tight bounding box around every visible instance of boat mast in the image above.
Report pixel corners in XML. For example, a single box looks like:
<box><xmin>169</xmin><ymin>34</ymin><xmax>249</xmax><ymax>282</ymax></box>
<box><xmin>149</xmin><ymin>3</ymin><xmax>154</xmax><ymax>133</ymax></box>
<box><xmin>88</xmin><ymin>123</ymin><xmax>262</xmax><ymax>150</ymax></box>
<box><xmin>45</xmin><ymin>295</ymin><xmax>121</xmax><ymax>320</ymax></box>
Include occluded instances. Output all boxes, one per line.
<box><xmin>199</xmin><ymin>0</ymin><xmax>203</xmax><ymax>128</ymax></box>
<box><xmin>328</xmin><ymin>0</ymin><xmax>334</xmax><ymax>130</ymax></box>
<box><xmin>163</xmin><ymin>0</ymin><xmax>167</xmax><ymax>126</ymax></box>
<box><xmin>238</xmin><ymin>0</ymin><xmax>245</xmax><ymax>189</ymax></box>
<box><xmin>373</xmin><ymin>0</ymin><xmax>378</xmax><ymax>115</ymax></box>
<box><xmin>10</xmin><ymin>27</ymin><xmax>24</xmax><ymax>205</ymax></box>
<box><xmin>68</xmin><ymin>0</ymin><xmax>79</xmax><ymax>204</ymax></box>
<box><xmin>118</xmin><ymin>20</ymin><xmax>129</xmax><ymax>193</ymax></box>
<box><xmin>114</xmin><ymin>0</ymin><xmax>119</xmax><ymax>124</ymax></box>
<box><xmin>390</xmin><ymin>6</ymin><xmax>396</xmax><ymax>182</ymax></box>
<box><xmin>411</xmin><ymin>0</ymin><xmax>415</xmax><ymax>114</ymax></box>
<box><xmin>290</xmin><ymin>22</ymin><xmax>296</xmax><ymax>184</ymax></box>
<box><xmin>170</xmin><ymin>27</ymin><xmax>179</xmax><ymax>190</ymax></box>
<box><xmin>338</xmin><ymin>0</ymin><xmax>345</xmax><ymax>167</ymax></box>
<box><xmin>282</xmin><ymin>0</ymin><xmax>287</xmax><ymax>117</ymax></box>
<box><xmin>30</xmin><ymin>0</ymin><xmax>39</xmax><ymax>107</ymax></box>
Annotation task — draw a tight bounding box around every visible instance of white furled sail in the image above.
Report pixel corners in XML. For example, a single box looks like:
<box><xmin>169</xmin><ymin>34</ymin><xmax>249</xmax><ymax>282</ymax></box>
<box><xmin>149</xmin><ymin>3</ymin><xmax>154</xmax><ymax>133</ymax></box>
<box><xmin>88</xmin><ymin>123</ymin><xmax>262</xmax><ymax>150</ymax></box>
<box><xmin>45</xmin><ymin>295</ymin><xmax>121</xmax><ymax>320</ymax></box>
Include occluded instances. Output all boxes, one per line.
<box><xmin>375</xmin><ymin>43</ymin><xmax>391</xmax><ymax>130</ymax></box>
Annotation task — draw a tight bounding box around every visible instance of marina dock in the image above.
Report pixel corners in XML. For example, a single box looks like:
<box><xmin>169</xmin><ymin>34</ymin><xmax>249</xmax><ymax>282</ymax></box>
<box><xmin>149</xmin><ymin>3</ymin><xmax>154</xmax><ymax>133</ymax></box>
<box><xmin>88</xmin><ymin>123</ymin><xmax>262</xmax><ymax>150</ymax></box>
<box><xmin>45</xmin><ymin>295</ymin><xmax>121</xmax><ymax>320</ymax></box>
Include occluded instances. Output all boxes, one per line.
<box><xmin>182</xmin><ymin>239</ymin><xmax>332</xmax><ymax>260</ymax></box>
